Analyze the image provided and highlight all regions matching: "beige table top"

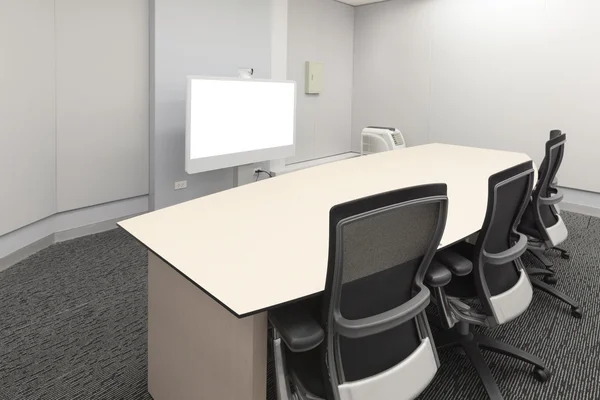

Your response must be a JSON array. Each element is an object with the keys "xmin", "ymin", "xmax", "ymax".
[{"xmin": 119, "ymin": 144, "xmax": 531, "ymax": 317}]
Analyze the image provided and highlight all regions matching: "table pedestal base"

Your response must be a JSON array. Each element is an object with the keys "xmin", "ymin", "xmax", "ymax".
[{"xmin": 148, "ymin": 252, "xmax": 267, "ymax": 400}]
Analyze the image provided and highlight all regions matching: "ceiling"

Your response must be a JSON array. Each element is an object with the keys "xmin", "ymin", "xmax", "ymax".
[{"xmin": 337, "ymin": 0, "xmax": 388, "ymax": 6}]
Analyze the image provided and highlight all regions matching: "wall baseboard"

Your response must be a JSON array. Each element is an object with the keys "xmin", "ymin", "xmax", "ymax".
[
  {"xmin": 275, "ymin": 152, "xmax": 360, "ymax": 175},
  {"xmin": 0, "ymin": 235, "xmax": 56, "ymax": 273},
  {"xmin": 560, "ymin": 187, "xmax": 600, "ymax": 218},
  {"xmin": 54, "ymin": 213, "xmax": 144, "ymax": 243},
  {"xmin": 561, "ymin": 202, "xmax": 600, "ymax": 219},
  {"xmin": 0, "ymin": 196, "xmax": 148, "ymax": 272}
]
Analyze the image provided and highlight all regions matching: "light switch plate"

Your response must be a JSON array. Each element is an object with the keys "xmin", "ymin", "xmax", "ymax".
[{"xmin": 305, "ymin": 62, "xmax": 324, "ymax": 94}]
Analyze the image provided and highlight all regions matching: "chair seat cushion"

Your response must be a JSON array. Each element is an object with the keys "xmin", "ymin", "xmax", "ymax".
[
  {"xmin": 286, "ymin": 346, "xmax": 326, "ymax": 398},
  {"xmin": 425, "ymin": 259, "xmax": 452, "ymax": 287},
  {"xmin": 520, "ymin": 223, "xmax": 542, "ymax": 240},
  {"xmin": 444, "ymin": 273, "xmax": 478, "ymax": 298},
  {"xmin": 269, "ymin": 303, "xmax": 325, "ymax": 353},
  {"xmin": 440, "ymin": 242, "xmax": 478, "ymax": 298},
  {"xmin": 436, "ymin": 250, "xmax": 473, "ymax": 276}
]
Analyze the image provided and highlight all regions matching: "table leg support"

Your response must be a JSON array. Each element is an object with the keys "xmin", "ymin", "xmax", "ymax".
[{"xmin": 148, "ymin": 252, "xmax": 267, "ymax": 400}]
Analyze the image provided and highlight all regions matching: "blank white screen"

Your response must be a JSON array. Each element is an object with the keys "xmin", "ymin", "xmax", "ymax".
[{"xmin": 189, "ymin": 79, "xmax": 295, "ymax": 160}]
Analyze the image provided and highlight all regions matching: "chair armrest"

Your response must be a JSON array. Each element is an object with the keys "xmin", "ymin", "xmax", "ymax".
[
  {"xmin": 269, "ymin": 304, "xmax": 324, "ymax": 353},
  {"xmin": 540, "ymin": 190, "xmax": 564, "ymax": 205},
  {"xmin": 436, "ymin": 251, "xmax": 473, "ymax": 277},
  {"xmin": 426, "ymin": 259, "xmax": 453, "ymax": 287},
  {"xmin": 483, "ymin": 234, "xmax": 528, "ymax": 265},
  {"xmin": 334, "ymin": 288, "xmax": 430, "ymax": 339}
]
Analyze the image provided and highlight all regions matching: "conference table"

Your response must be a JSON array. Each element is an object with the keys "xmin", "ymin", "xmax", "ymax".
[{"xmin": 119, "ymin": 143, "xmax": 532, "ymax": 400}]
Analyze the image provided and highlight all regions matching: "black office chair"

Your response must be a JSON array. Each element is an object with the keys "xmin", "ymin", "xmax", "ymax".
[
  {"xmin": 429, "ymin": 161, "xmax": 550, "ymax": 400},
  {"xmin": 536, "ymin": 130, "xmax": 561, "ymax": 197},
  {"xmin": 518, "ymin": 133, "xmax": 581, "ymax": 318},
  {"xmin": 270, "ymin": 184, "xmax": 449, "ymax": 400},
  {"xmin": 524, "ymin": 130, "xmax": 569, "ymax": 264},
  {"xmin": 548, "ymin": 129, "xmax": 563, "ymax": 202}
]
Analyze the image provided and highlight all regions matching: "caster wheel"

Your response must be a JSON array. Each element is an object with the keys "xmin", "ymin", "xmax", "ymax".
[
  {"xmin": 571, "ymin": 307, "xmax": 583, "ymax": 319},
  {"xmin": 561, "ymin": 253, "xmax": 571, "ymax": 260},
  {"xmin": 546, "ymin": 267, "xmax": 556, "ymax": 274},
  {"xmin": 533, "ymin": 367, "xmax": 551, "ymax": 383},
  {"xmin": 544, "ymin": 275, "xmax": 558, "ymax": 285}
]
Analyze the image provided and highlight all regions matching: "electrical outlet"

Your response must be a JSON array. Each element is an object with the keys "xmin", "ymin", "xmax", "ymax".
[{"xmin": 174, "ymin": 180, "xmax": 188, "ymax": 190}]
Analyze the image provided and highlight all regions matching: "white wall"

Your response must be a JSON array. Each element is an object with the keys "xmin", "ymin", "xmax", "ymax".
[
  {"xmin": 271, "ymin": 0, "xmax": 289, "ymax": 82},
  {"xmin": 352, "ymin": 0, "xmax": 434, "ymax": 150},
  {"xmin": 287, "ymin": 0, "xmax": 355, "ymax": 164},
  {"xmin": 55, "ymin": 0, "xmax": 149, "ymax": 212},
  {"xmin": 151, "ymin": 0, "xmax": 273, "ymax": 209},
  {"xmin": 1, "ymin": 0, "xmax": 288, "ymax": 262},
  {"xmin": 544, "ymin": 0, "xmax": 600, "ymax": 193},
  {"xmin": 353, "ymin": 0, "xmax": 600, "ymax": 197},
  {"xmin": 429, "ymin": 0, "xmax": 552, "ymax": 176},
  {"xmin": 0, "ymin": 0, "xmax": 150, "ymax": 261},
  {"xmin": 0, "ymin": 0, "xmax": 57, "ymax": 236}
]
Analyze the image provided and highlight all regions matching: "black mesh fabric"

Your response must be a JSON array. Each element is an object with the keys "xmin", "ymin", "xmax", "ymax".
[
  {"xmin": 518, "ymin": 135, "xmax": 566, "ymax": 243},
  {"xmin": 518, "ymin": 204, "xmax": 542, "ymax": 239},
  {"xmin": 337, "ymin": 203, "xmax": 440, "ymax": 381},
  {"xmin": 339, "ymin": 258, "xmax": 422, "ymax": 381},
  {"xmin": 481, "ymin": 175, "xmax": 529, "ymax": 296},
  {"xmin": 543, "ymin": 143, "xmax": 564, "ymax": 227},
  {"xmin": 533, "ymin": 137, "xmax": 565, "ymax": 231},
  {"xmin": 339, "ymin": 203, "xmax": 440, "ymax": 285},
  {"xmin": 536, "ymin": 130, "xmax": 561, "ymax": 183}
]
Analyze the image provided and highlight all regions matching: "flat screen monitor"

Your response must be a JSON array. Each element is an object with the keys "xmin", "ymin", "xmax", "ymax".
[{"xmin": 185, "ymin": 76, "xmax": 296, "ymax": 174}]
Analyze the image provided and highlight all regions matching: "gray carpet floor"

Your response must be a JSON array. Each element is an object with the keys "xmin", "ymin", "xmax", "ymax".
[{"xmin": 0, "ymin": 211, "xmax": 598, "ymax": 399}]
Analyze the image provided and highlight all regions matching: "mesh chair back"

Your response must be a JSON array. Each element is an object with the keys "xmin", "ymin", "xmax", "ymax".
[
  {"xmin": 549, "ymin": 129, "xmax": 563, "ymax": 140},
  {"xmin": 321, "ymin": 184, "xmax": 448, "ymax": 400},
  {"xmin": 474, "ymin": 162, "xmax": 535, "ymax": 320},
  {"xmin": 537, "ymin": 130, "xmax": 562, "ymax": 181},
  {"xmin": 533, "ymin": 134, "xmax": 567, "ymax": 243}
]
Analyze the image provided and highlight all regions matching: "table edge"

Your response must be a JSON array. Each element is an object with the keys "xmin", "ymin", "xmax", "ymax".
[
  {"xmin": 121, "ymin": 226, "xmax": 322, "ymax": 319},
  {"xmin": 120, "ymin": 225, "xmax": 476, "ymax": 319}
]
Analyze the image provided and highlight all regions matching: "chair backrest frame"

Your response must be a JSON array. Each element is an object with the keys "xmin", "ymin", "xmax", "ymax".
[
  {"xmin": 532, "ymin": 134, "xmax": 567, "ymax": 244},
  {"xmin": 537, "ymin": 130, "xmax": 562, "ymax": 182},
  {"xmin": 473, "ymin": 161, "xmax": 535, "ymax": 320},
  {"xmin": 321, "ymin": 184, "xmax": 448, "ymax": 399}
]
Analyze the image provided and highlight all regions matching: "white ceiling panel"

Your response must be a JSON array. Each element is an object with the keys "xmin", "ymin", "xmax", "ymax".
[{"xmin": 337, "ymin": 0, "xmax": 388, "ymax": 6}]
